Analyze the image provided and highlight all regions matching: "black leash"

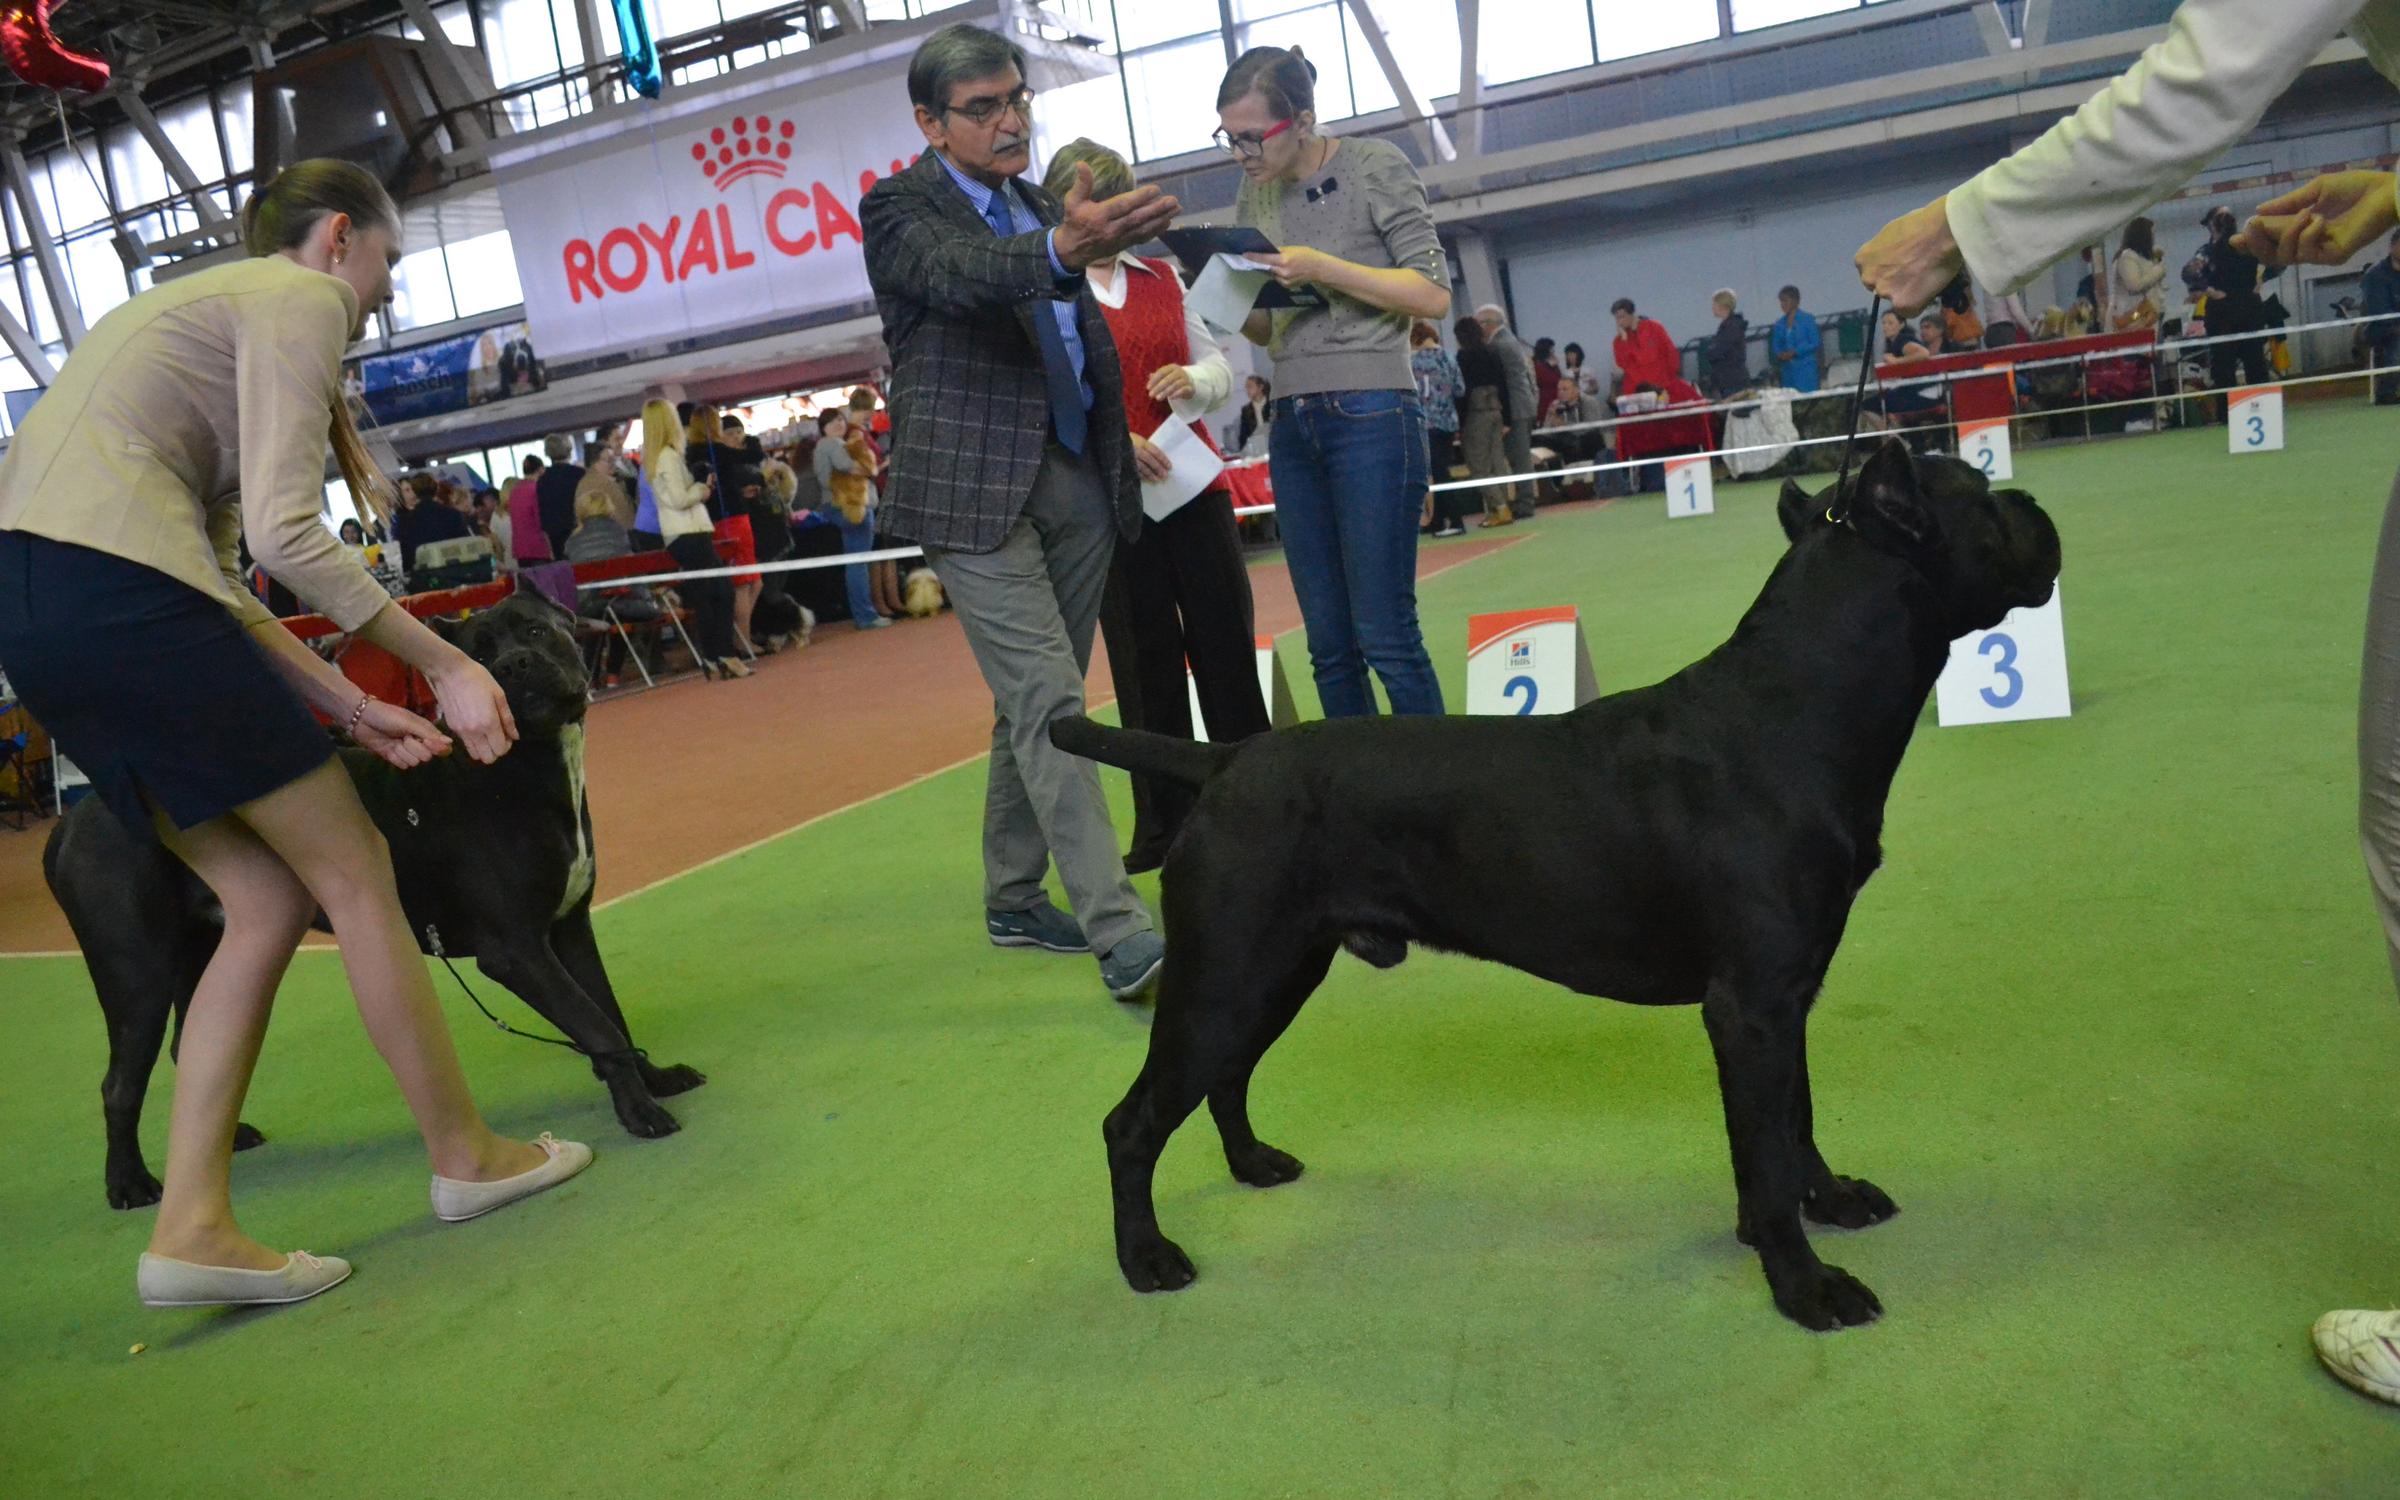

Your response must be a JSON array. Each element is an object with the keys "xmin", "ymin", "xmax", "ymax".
[
  {"xmin": 1827, "ymin": 290, "xmax": 1887, "ymax": 523},
  {"xmin": 424, "ymin": 922, "xmax": 649, "ymax": 1070}
]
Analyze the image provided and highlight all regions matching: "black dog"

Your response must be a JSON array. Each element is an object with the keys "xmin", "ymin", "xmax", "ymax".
[
  {"xmin": 45, "ymin": 589, "xmax": 704, "ymax": 1210},
  {"xmin": 1052, "ymin": 441, "xmax": 2060, "ymax": 1330}
]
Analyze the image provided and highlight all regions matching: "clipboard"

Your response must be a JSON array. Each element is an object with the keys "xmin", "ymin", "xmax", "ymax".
[{"xmin": 1156, "ymin": 226, "xmax": 1326, "ymax": 309}]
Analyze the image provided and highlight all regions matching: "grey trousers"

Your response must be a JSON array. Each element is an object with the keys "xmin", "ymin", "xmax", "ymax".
[
  {"xmin": 926, "ymin": 443, "xmax": 1150, "ymax": 956},
  {"xmin": 1460, "ymin": 391, "xmax": 1514, "ymax": 515},
  {"xmin": 1503, "ymin": 415, "xmax": 1536, "ymax": 515},
  {"xmin": 2361, "ymin": 465, "xmax": 2400, "ymax": 992}
]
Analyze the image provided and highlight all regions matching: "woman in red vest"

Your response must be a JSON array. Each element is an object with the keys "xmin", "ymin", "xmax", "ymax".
[{"xmin": 1045, "ymin": 139, "xmax": 1273, "ymax": 872}]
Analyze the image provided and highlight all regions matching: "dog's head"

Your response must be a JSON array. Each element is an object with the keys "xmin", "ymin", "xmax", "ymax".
[
  {"xmin": 430, "ymin": 589, "xmax": 589, "ymax": 735},
  {"xmin": 1778, "ymin": 439, "xmax": 2060, "ymax": 637}
]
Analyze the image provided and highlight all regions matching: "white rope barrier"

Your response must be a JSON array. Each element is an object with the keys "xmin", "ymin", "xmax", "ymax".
[{"xmin": 573, "ymin": 358, "xmax": 2398, "ymax": 592}]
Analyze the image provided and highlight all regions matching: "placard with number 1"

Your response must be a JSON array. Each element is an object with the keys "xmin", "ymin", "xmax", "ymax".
[{"xmin": 1665, "ymin": 456, "xmax": 1714, "ymax": 518}]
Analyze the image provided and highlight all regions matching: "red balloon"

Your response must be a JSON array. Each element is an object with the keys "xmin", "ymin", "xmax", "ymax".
[{"xmin": 0, "ymin": 0, "xmax": 111, "ymax": 96}]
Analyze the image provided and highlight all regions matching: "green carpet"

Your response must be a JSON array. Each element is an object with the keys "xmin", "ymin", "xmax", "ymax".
[{"xmin": 6, "ymin": 406, "xmax": 2398, "ymax": 1497}]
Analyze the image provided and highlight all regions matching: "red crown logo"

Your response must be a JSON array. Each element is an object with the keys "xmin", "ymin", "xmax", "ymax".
[{"xmin": 690, "ymin": 114, "xmax": 796, "ymax": 191}]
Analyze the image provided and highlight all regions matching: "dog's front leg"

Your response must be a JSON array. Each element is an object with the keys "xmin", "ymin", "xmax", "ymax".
[
  {"xmin": 1701, "ymin": 979, "xmax": 1882, "ymax": 1331},
  {"xmin": 474, "ymin": 944, "xmax": 680, "ymax": 1139},
  {"xmin": 1793, "ymin": 1021, "xmax": 1898, "ymax": 1232},
  {"xmin": 548, "ymin": 909, "xmax": 705, "ymax": 1101}
]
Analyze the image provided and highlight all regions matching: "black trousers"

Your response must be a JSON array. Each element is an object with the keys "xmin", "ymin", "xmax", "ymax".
[
  {"xmin": 1096, "ymin": 490, "xmax": 1273, "ymax": 858},
  {"xmin": 666, "ymin": 532, "xmax": 737, "ymax": 662}
]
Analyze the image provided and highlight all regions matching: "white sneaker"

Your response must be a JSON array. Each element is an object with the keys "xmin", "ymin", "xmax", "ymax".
[
  {"xmin": 138, "ymin": 1249, "xmax": 353, "ymax": 1309},
  {"xmin": 430, "ymin": 1133, "xmax": 593, "ymax": 1223},
  {"xmin": 2312, "ymin": 1308, "xmax": 2400, "ymax": 1405}
]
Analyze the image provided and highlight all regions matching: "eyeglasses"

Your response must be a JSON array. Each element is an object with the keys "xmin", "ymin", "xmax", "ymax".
[
  {"xmin": 944, "ymin": 86, "xmax": 1036, "ymax": 127},
  {"xmin": 1212, "ymin": 118, "xmax": 1294, "ymax": 160}
]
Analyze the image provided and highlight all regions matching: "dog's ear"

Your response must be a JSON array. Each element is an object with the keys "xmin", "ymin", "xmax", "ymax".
[
  {"xmin": 1848, "ymin": 438, "xmax": 1942, "ymax": 552},
  {"xmin": 1776, "ymin": 477, "xmax": 1815, "ymax": 542},
  {"xmin": 424, "ymin": 612, "xmax": 460, "ymax": 643}
]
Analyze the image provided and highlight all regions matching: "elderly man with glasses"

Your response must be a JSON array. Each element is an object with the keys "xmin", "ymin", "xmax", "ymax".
[{"xmin": 860, "ymin": 23, "xmax": 1182, "ymax": 1001}]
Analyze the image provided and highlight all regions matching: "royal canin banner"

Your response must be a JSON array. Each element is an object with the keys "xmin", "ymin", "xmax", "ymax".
[{"xmin": 493, "ymin": 72, "xmax": 928, "ymax": 362}]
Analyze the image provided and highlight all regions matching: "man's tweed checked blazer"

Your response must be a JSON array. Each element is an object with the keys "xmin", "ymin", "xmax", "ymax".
[{"xmin": 860, "ymin": 151, "xmax": 1142, "ymax": 555}]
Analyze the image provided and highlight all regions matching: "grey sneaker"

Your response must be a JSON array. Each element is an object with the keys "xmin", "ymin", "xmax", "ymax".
[
  {"xmin": 988, "ymin": 899, "xmax": 1088, "ymax": 953},
  {"xmin": 1100, "ymin": 930, "xmax": 1165, "ymax": 1000}
]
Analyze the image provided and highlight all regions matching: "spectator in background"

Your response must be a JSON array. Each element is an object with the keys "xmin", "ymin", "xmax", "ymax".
[
  {"xmin": 2200, "ymin": 203, "xmax": 2271, "ymax": 413},
  {"xmin": 1701, "ymin": 289, "xmax": 1749, "ymax": 397},
  {"xmin": 2073, "ymin": 245, "xmax": 2100, "ymax": 310},
  {"xmin": 507, "ymin": 455, "xmax": 551, "ymax": 567},
  {"xmin": 1558, "ymin": 340, "xmax": 1603, "ymax": 413},
  {"xmin": 1610, "ymin": 297, "xmax": 1679, "ymax": 396},
  {"xmin": 2113, "ymin": 215, "xmax": 2169, "ymax": 328},
  {"xmin": 1939, "ymin": 272, "xmax": 1985, "ymax": 348},
  {"xmin": 642, "ymin": 396, "xmax": 746, "ymax": 679},
  {"xmin": 1769, "ymin": 285, "xmax": 1821, "ymax": 393},
  {"xmin": 1475, "ymin": 304, "xmax": 1539, "ymax": 516},
  {"xmin": 564, "ymin": 488, "xmax": 655, "ymax": 690},
  {"xmin": 1530, "ymin": 335, "xmax": 1563, "ymax": 426},
  {"xmin": 1234, "ymin": 373, "xmax": 1273, "ymax": 456},
  {"xmin": 2366, "ymin": 229, "xmax": 2400, "ymax": 405},
  {"xmin": 1410, "ymin": 320, "xmax": 1466, "ymax": 537},
  {"xmin": 574, "ymin": 429, "xmax": 635, "ymax": 531},
  {"xmin": 813, "ymin": 407, "xmax": 889, "ymax": 631},
  {"xmin": 845, "ymin": 386, "xmax": 908, "ymax": 620},
  {"xmin": 1979, "ymin": 279, "xmax": 2034, "ymax": 346},
  {"xmin": 534, "ymin": 433, "xmax": 584, "ymax": 557},
  {"xmin": 687, "ymin": 405, "xmax": 765, "ymax": 652},
  {"xmin": 391, "ymin": 470, "xmax": 468, "ymax": 576},
  {"xmin": 1454, "ymin": 314, "xmax": 1516, "ymax": 527}
]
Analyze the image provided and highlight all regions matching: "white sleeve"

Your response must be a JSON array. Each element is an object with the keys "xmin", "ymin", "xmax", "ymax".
[
  {"xmin": 1945, "ymin": 0, "xmax": 2365, "ymax": 294},
  {"xmin": 1171, "ymin": 291, "xmax": 1236, "ymax": 421}
]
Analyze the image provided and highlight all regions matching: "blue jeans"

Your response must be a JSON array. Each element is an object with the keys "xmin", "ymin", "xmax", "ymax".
[
  {"xmin": 1269, "ymin": 389, "xmax": 1444, "ymax": 717},
  {"xmin": 836, "ymin": 509, "xmax": 878, "ymax": 626}
]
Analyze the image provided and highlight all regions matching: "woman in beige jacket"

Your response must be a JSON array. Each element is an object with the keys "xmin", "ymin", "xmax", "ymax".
[
  {"xmin": 0, "ymin": 161, "xmax": 590, "ymax": 1311},
  {"xmin": 1855, "ymin": 0, "xmax": 2400, "ymax": 1405}
]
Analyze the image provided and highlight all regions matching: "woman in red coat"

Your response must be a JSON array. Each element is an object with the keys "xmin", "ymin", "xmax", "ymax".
[{"xmin": 1045, "ymin": 139, "xmax": 1272, "ymax": 872}]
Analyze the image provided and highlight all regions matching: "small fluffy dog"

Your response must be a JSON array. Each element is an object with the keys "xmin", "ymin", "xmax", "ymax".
[{"xmin": 902, "ymin": 566, "xmax": 946, "ymax": 618}]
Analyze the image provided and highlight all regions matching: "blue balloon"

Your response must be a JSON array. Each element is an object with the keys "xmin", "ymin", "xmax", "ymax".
[{"xmin": 611, "ymin": 0, "xmax": 662, "ymax": 99}]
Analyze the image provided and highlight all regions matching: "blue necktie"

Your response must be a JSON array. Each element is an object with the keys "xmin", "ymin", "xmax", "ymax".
[{"xmin": 983, "ymin": 189, "xmax": 1087, "ymax": 455}]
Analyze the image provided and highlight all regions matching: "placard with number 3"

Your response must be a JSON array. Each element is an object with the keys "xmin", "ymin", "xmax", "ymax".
[{"xmin": 1934, "ymin": 582, "xmax": 2072, "ymax": 727}]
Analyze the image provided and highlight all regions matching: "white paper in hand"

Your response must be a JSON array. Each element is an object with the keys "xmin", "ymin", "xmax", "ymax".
[
  {"xmin": 1189, "ymin": 256, "xmax": 1270, "ymax": 334},
  {"xmin": 1140, "ymin": 421, "xmax": 1225, "ymax": 522}
]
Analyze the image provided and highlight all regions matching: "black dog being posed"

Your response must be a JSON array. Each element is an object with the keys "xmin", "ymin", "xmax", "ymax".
[
  {"xmin": 45, "ymin": 590, "xmax": 704, "ymax": 1210},
  {"xmin": 1052, "ymin": 440, "xmax": 2060, "ymax": 1331}
]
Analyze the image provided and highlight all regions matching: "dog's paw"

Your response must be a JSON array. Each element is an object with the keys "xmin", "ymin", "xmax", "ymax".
[
  {"xmin": 232, "ymin": 1122, "xmax": 267, "ymax": 1152},
  {"xmin": 1804, "ymin": 1175, "xmax": 1897, "ymax": 1230},
  {"xmin": 1119, "ymin": 1236, "xmax": 1197, "ymax": 1294},
  {"xmin": 1769, "ymin": 1262, "xmax": 1883, "ymax": 1332},
  {"xmin": 107, "ymin": 1168, "xmax": 163, "ymax": 1211},
  {"xmin": 1226, "ymin": 1143, "xmax": 1304, "ymax": 1188},
  {"xmin": 642, "ymin": 1062, "xmax": 707, "ymax": 1098},
  {"xmin": 614, "ymin": 1092, "xmax": 682, "ymax": 1140}
]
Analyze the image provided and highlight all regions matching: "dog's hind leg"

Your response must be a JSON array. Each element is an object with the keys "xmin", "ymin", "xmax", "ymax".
[
  {"xmin": 1208, "ymin": 940, "xmax": 1337, "ymax": 1189},
  {"xmin": 474, "ymin": 943, "xmax": 678, "ymax": 1139},
  {"xmin": 1793, "ymin": 1020, "xmax": 1897, "ymax": 1232},
  {"xmin": 549, "ymin": 909, "xmax": 704, "ymax": 1100},
  {"xmin": 1701, "ymin": 972, "xmax": 1883, "ymax": 1332}
]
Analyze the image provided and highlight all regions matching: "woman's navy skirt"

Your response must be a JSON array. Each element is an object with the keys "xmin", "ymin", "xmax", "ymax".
[{"xmin": 0, "ymin": 529, "xmax": 334, "ymax": 842}]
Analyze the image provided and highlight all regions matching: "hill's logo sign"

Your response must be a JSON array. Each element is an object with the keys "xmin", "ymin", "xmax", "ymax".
[{"xmin": 493, "ymin": 69, "xmax": 935, "ymax": 361}]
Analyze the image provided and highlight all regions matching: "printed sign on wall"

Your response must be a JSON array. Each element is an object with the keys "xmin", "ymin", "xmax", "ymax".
[{"xmin": 493, "ymin": 69, "xmax": 927, "ymax": 361}]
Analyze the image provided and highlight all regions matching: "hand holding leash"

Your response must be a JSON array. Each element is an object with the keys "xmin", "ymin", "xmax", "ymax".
[{"xmin": 1854, "ymin": 196, "xmax": 1961, "ymax": 314}]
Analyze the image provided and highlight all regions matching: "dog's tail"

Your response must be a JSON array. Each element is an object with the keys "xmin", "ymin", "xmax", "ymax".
[{"xmin": 1049, "ymin": 716, "xmax": 1241, "ymax": 787}]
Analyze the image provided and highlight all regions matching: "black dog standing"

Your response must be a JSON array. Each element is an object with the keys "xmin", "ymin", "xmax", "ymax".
[
  {"xmin": 46, "ymin": 591, "xmax": 703, "ymax": 1210},
  {"xmin": 1053, "ymin": 440, "xmax": 2061, "ymax": 1330}
]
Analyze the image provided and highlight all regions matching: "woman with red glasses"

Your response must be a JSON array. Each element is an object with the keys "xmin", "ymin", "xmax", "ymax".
[{"xmin": 1215, "ymin": 45, "xmax": 1453, "ymax": 718}]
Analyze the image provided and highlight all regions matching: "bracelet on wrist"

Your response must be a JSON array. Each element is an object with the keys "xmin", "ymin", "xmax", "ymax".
[{"xmin": 346, "ymin": 695, "xmax": 372, "ymax": 735}]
